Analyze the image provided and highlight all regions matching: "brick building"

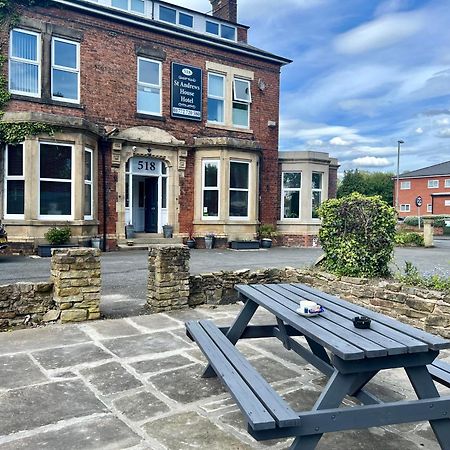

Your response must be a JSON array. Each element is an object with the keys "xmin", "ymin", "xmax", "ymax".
[
  {"xmin": 395, "ymin": 160, "xmax": 450, "ymax": 217},
  {"xmin": 0, "ymin": 0, "xmax": 338, "ymax": 251}
]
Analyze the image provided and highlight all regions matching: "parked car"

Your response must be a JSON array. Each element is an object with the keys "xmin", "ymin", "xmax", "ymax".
[{"xmin": 0, "ymin": 222, "xmax": 7, "ymax": 251}]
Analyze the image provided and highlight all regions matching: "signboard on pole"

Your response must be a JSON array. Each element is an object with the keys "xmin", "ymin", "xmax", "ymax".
[
  {"xmin": 171, "ymin": 62, "xmax": 202, "ymax": 121},
  {"xmin": 416, "ymin": 196, "xmax": 423, "ymax": 228}
]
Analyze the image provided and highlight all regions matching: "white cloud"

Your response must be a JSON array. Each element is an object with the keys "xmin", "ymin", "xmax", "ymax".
[
  {"xmin": 436, "ymin": 118, "xmax": 450, "ymax": 126},
  {"xmin": 438, "ymin": 129, "xmax": 450, "ymax": 138},
  {"xmin": 352, "ymin": 156, "xmax": 391, "ymax": 167},
  {"xmin": 329, "ymin": 136, "xmax": 352, "ymax": 146},
  {"xmin": 334, "ymin": 12, "xmax": 425, "ymax": 55},
  {"xmin": 307, "ymin": 139, "xmax": 324, "ymax": 146},
  {"xmin": 415, "ymin": 127, "xmax": 424, "ymax": 134}
]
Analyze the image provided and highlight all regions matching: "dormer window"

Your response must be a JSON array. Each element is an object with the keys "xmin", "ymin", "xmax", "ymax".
[
  {"xmin": 206, "ymin": 20, "xmax": 236, "ymax": 41},
  {"xmin": 112, "ymin": 0, "xmax": 144, "ymax": 14},
  {"xmin": 159, "ymin": 5, "xmax": 194, "ymax": 28}
]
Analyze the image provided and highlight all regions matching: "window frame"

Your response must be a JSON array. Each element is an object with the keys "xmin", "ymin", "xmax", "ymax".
[
  {"xmin": 3, "ymin": 143, "xmax": 25, "ymax": 219},
  {"xmin": 281, "ymin": 171, "xmax": 302, "ymax": 220},
  {"xmin": 311, "ymin": 172, "xmax": 323, "ymax": 220},
  {"xmin": 136, "ymin": 56, "xmax": 162, "ymax": 116},
  {"xmin": 232, "ymin": 77, "xmax": 251, "ymax": 129},
  {"xmin": 427, "ymin": 204, "xmax": 432, "ymax": 213},
  {"xmin": 445, "ymin": 200, "xmax": 450, "ymax": 207},
  {"xmin": 207, "ymin": 72, "xmax": 226, "ymax": 125},
  {"xmin": 205, "ymin": 20, "xmax": 236, "ymax": 41},
  {"xmin": 9, "ymin": 28, "xmax": 41, "ymax": 98},
  {"xmin": 229, "ymin": 160, "xmax": 250, "ymax": 220},
  {"xmin": 38, "ymin": 141, "xmax": 74, "ymax": 220},
  {"xmin": 400, "ymin": 204, "xmax": 411, "ymax": 212},
  {"xmin": 51, "ymin": 36, "xmax": 80, "ymax": 104},
  {"xmin": 158, "ymin": 5, "xmax": 194, "ymax": 28},
  {"xmin": 428, "ymin": 179, "xmax": 439, "ymax": 189},
  {"xmin": 111, "ymin": 0, "xmax": 145, "ymax": 15},
  {"xmin": 202, "ymin": 159, "xmax": 220, "ymax": 220},
  {"xmin": 445, "ymin": 179, "xmax": 450, "ymax": 188},
  {"xmin": 84, "ymin": 148, "xmax": 93, "ymax": 220},
  {"xmin": 400, "ymin": 181, "xmax": 411, "ymax": 190}
]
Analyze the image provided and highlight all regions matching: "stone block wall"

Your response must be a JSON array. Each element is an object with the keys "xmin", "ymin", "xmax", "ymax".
[
  {"xmin": 148, "ymin": 245, "xmax": 190, "ymax": 313},
  {"xmin": 51, "ymin": 248, "xmax": 101, "ymax": 323},
  {"xmin": 0, "ymin": 282, "xmax": 54, "ymax": 328}
]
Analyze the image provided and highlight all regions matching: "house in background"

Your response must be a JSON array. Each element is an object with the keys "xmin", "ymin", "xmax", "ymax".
[{"xmin": 395, "ymin": 160, "xmax": 450, "ymax": 217}]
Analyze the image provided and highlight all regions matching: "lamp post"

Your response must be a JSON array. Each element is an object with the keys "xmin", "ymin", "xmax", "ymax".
[{"xmin": 396, "ymin": 140, "xmax": 405, "ymax": 210}]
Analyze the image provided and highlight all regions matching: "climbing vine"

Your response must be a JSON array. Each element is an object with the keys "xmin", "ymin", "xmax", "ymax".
[{"xmin": 0, "ymin": 0, "xmax": 57, "ymax": 144}]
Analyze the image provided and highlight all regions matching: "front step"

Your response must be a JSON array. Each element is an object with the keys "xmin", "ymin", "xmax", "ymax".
[{"xmin": 118, "ymin": 235, "xmax": 183, "ymax": 250}]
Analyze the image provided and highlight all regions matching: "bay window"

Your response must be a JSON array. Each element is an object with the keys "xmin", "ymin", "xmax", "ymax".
[
  {"xmin": 282, "ymin": 172, "xmax": 301, "ymax": 219},
  {"xmin": 137, "ymin": 57, "xmax": 162, "ymax": 116},
  {"xmin": 84, "ymin": 149, "xmax": 93, "ymax": 219},
  {"xmin": 4, "ymin": 144, "xmax": 25, "ymax": 217},
  {"xmin": 232, "ymin": 78, "xmax": 251, "ymax": 128},
  {"xmin": 9, "ymin": 29, "xmax": 40, "ymax": 97},
  {"xmin": 229, "ymin": 161, "xmax": 249, "ymax": 218},
  {"xmin": 52, "ymin": 37, "xmax": 80, "ymax": 103},
  {"xmin": 39, "ymin": 143, "xmax": 73, "ymax": 218},
  {"xmin": 311, "ymin": 172, "xmax": 323, "ymax": 219},
  {"xmin": 207, "ymin": 73, "xmax": 225, "ymax": 124},
  {"xmin": 202, "ymin": 160, "xmax": 220, "ymax": 218}
]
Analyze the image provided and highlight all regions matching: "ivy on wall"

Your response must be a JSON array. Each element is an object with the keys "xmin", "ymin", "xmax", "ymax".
[{"xmin": 0, "ymin": 0, "xmax": 56, "ymax": 144}]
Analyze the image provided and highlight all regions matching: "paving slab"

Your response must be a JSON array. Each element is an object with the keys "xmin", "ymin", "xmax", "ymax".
[
  {"xmin": 129, "ymin": 314, "xmax": 182, "ymax": 331},
  {"xmin": 113, "ymin": 390, "xmax": 170, "ymax": 421},
  {"xmin": 0, "ymin": 416, "xmax": 142, "ymax": 450},
  {"xmin": 0, "ymin": 354, "xmax": 48, "ymax": 389},
  {"xmin": 82, "ymin": 319, "xmax": 143, "ymax": 339},
  {"xmin": 130, "ymin": 354, "xmax": 194, "ymax": 375},
  {"xmin": 0, "ymin": 380, "xmax": 107, "ymax": 435}
]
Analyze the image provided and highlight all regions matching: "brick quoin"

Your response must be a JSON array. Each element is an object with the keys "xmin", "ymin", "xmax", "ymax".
[{"xmin": 1, "ymin": 4, "xmax": 284, "ymax": 241}]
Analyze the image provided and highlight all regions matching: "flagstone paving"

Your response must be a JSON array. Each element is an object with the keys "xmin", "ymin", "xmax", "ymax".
[{"xmin": 0, "ymin": 304, "xmax": 448, "ymax": 450}]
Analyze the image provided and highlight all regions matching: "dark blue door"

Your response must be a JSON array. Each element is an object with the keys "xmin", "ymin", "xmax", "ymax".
[{"xmin": 145, "ymin": 177, "xmax": 158, "ymax": 233}]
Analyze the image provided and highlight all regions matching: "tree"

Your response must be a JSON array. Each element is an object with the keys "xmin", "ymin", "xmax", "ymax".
[{"xmin": 337, "ymin": 170, "xmax": 394, "ymax": 205}]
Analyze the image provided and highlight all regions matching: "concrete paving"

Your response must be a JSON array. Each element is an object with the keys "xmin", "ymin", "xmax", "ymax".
[{"xmin": 0, "ymin": 304, "xmax": 448, "ymax": 450}]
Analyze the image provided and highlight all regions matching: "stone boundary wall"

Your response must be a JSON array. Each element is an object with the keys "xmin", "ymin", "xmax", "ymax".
[{"xmin": 188, "ymin": 268, "xmax": 450, "ymax": 339}]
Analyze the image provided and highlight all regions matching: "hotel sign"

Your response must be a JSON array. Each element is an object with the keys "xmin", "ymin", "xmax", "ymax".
[{"xmin": 171, "ymin": 62, "xmax": 202, "ymax": 121}]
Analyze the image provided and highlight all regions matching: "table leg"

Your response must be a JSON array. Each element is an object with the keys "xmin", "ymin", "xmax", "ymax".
[
  {"xmin": 405, "ymin": 365, "xmax": 450, "ymax": 450},
  {"xmin": 289, "ymin": 370, "xmax": 376, "ymax": 450},
  {"xmin": 202, "ymin": 298, "xmax": 258, "ymax": 378}
]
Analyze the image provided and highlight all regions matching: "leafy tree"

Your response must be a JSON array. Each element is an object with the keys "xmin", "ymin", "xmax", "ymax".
[{"xmin": 337, "ymin": 170, "xmax": 394, "ymax": 205}]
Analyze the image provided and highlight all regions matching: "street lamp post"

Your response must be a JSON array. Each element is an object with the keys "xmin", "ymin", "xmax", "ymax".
[{"xmin": 396, "ymin": 140, "xmax": 405, "ymax": 211}]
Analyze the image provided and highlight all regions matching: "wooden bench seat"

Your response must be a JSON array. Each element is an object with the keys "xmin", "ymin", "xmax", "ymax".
[
  {"xmin": 428, "ymin": 359, "xmax": 450, "ymax": 388},
  {"xmin": 185, "ymin": 319, "xmax": 301, "ymax": 432}
]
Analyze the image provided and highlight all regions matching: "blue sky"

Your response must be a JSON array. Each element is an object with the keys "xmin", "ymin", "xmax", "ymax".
[{"xmin": 170, "ymin": 0, "xmax": 450, "ymax": 173}]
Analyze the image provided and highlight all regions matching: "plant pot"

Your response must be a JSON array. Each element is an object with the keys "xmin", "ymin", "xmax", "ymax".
[
  {"xmin": 125, "ymin": 224, "xmax": 135, "ymax": 239},
  {"xmin": 186, "ymin": 238, "xmax": 196, "ymax": 249},
  {"xmin": 37, "ymin": 244, "xmax": 77, "ymax": 257},
  {"xmin": 91, "ymin": 237, "xmax": 102, "ymax": 249},
  {"xmin": 261, "ymin": 238, "xmax": 272, "ymax": 249},
  {"xmin": 230, "ymin": 240, "xmax": 260, "ymax": 250},
  {"xmin": 204, "ymin": 236, "xmax": 214, "ymax": 249},
  {"xmin": 163, "ymin": 225, "xmax": 173, "ymax": 238}
]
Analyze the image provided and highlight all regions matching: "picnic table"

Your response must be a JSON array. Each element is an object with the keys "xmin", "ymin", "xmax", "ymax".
[{"xmin": 186, "ymin": 283, "xmax": 450, "ymax": 450}]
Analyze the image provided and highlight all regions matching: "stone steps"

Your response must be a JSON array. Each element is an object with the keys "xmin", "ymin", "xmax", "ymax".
[{"xmin": 118, "ymin": 235, "xmax": 183, "ymax": 250}]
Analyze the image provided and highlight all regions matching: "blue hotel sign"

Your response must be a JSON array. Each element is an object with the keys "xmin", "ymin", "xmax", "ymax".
[{"xmin": 171, "ymin": 62, "xmax": 202, "ymax": 121}]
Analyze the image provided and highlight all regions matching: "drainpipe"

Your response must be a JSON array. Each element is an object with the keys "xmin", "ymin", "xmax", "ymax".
[{"xmin": 100, "ymin": 138, "xmax": 108, "ymax": 252}]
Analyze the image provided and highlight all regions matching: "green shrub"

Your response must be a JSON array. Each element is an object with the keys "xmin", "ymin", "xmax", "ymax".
[
  {"xmin": 44, "ymin": 226, "xmax": 71, "ymax": 245},
  {"xmin": 403, "ymin": 215, "xmax": 450, "ymax": 227},
  {"xmin": 395, "ymin": 262, "xmax": 450, "ymax": 293},
  {"xmin": 394, "ymin": 231, "xmax": 424, "ymax": 247},
  {"xmin": 318, "ymin": 193, "xmax": 396, "ymax": 277},
  {"xmin": 258, "ymin": 224, "xmax": 278, "ymax": 239}
]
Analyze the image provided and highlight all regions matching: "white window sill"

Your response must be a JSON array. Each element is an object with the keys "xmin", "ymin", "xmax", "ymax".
[{"xmin": 206, "ymin": 123, "xmax": 253, "ymax": 134}]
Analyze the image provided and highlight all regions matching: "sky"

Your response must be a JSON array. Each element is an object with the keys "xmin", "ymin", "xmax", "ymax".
[{"xmin": 168, "ymin": 0, "xmax": 450, "ymax": 174}]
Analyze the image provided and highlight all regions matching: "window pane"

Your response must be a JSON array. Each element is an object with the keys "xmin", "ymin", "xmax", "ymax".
[
  {"xmin": 312, "ymin": 173, "xmax": 322, "ymax": 189},
  {"xmin": 160, "ymin": 6, "xmax": 176, "ymax": 23},
  {"xmin": 161, "ymin": 177, "xmax": 167, "ymax": 208},
  {"xmin": 234, "ymin": 79, "xmax": 250, "ymax": 102},
  {"xmin": 161, "ymin": 162, "xmax": 167, "ymax": 174},
  {"xmin": 137, "ymin": 86, "xmax": 160, "ymax": 114},
  {"xmin": 312, "ymin": 191, "xmax": 322, "ymax": 218},
  {"xmin": 206, "ymin": 21, "xmax": 219, "ymax": 35},
  {"xmin": 10, "ymin": 60, "xmax": 39, "ymax": 94},
  {"xmin": 40, "ymin": 144, "xmax": 72, "ymax": 180},
  {"xmin": 12, "ymin": 30, "xmax": 37, "ymax": 60},
  {"xmin": 230, "ymin": 162, "xmax": 248, "ymax": 189},
  {"xmin": 203, "ymin": 190, "xmax": 218, "ymax": 217},
  {"xmin": 221, "ymin": 24, "xmax": 236, "ymax": 40},
  {"xmin": 139, "ymin": 59, "xmax": 160, "ymax": 85},
  {"xmin": 131, "ymin": 0, "xmax": 144, "ymax": 13},
  {"xmin": 7, "ymin": 180, "xmax": 24, "ymax": 215},
  {"xmin": 232, "ymin": 102, "xmax": 249, "ymax": 127},
  {"xmin": 54, "ymin": 40, "xmax": 77, "ymax": 68},
  {"xmin": 283, "ymin": 191, "xmax": 299, "ymax": 219},
  {"xmin": 204, "ymin": 162, "xmax": 218, "ymax": 187},
  {"xmin": 179, "ymin": 12, "xmax": 193, "ymax": 27},
  {"xmin": 84, "ymin": 184, "xmax": 92, "ymax": 216},
  {"xmin": 84, "ymin": 151, "xmax": 92, "ymax": 181},
  {"xmin": 207, "ymin": 98, "xmax": 224, "ymax": 122},
  {"xmin": 52, "ymin": 69, "xmax": 78, "ymax": 100},
  {"xmin": 283, "ymin": 172, "xmax": 301, "ymax": 189},
  {"xmin": 230, "ymin": 191, "xmax": 248, "ymax": 217},
  {"xmin": 112, "ymin": 0, "xmax": 127, "ymax": 10},
  {"xmin": 7, "ymin": 144, "xmax": 23, "ymax": 176},
  {"xmin": 40, "ymin": 181, "xmax": 71, "ymax": 216},
  {"xmin": 208, "ymin": 74, "xmax": 224, "ymax": 97}
]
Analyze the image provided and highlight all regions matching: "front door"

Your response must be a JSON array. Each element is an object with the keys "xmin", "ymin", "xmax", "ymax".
[{"xmin": 145, "ymin": 177, "xmax": 158, "ymax": 233}]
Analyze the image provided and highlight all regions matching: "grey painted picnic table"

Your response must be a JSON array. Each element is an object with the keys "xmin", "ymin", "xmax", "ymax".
[{"xmin": 188, "ymin": 283, "xmax": 450, "ymax": 450}]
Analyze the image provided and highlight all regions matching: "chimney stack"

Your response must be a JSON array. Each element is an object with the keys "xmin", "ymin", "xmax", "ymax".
[{"xmin": 210, "ymin": 0, "xmax": 237, "ymax": 23}]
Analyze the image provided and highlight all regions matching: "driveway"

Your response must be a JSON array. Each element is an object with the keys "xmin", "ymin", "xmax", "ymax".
[{"xmin": 1, "ymin": 240, "xmax": 449, "ymax": 318}]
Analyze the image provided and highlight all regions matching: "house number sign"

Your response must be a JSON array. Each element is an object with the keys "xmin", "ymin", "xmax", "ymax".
[{"xmin": 130, "ymin": 157, "xmax": 162, "ymax": 176}]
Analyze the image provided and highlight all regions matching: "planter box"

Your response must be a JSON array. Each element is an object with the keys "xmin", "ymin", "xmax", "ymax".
[
  {"xmin": 37, "ymin": 244, "xmax": 79, "ymax": 258},
  {"xmin": 230, "ymin": 240, "xmax": 260, "ymax": 250}
]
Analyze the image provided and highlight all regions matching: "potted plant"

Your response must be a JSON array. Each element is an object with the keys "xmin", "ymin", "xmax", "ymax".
[
  {"xmin": 186, "ymin": 224, "xmax": 196, "ymax": 249},
  {"xmin": 38, "ymin": 226, "xmax": 73, "ymax": 257},
  {"xmin": 204, "ymin": 232, "xmax": 215, "ymax": 249},
  {"xmin": 258, "ymin": 224, "xmax": 278, "ymax": 249}
]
